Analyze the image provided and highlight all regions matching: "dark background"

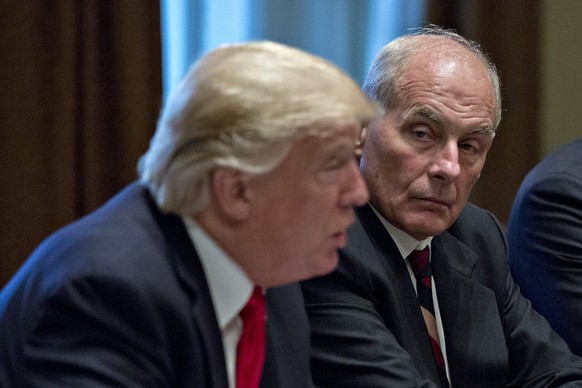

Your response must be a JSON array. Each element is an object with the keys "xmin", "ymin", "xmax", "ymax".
[{"xmin": 0, "ymin": 1, "xmax": 553, "ymax": 286}]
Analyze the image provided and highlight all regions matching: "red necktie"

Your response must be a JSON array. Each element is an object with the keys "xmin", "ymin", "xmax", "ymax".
[
  {"xmin": 236, "ymin": 286, "xmax": 266, "ymax": 388},
  {"xmin": 408, "ymin": 248, "xmax": 449, "ymax": 387}
]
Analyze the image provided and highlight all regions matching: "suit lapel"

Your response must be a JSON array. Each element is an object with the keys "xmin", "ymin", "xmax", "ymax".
[
  {"xmin": 430, "ymin": 232, "xmax": 477, "ymax": 334},
  {"xmin": 431, "ymin": 232, "xmax": 506, "ymax": 386},
  {"xmin": 354, "ymin": 205, "xmax": 442, "ymax": 383},
  {"xmin": 146, "ymin": 192, "xmax": 228, "ymax": 388},
  {"xmin": 261, "ymin": 284, "xmax": 313, "ymax": 387}
]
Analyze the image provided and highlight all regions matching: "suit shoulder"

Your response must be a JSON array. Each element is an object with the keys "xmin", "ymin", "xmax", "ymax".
[
  {"xmin": 446, "ymin": 203, "xmax": 507, "ymax": 256},
  {"xmin": 450, "ymin": 203, "xmax": 504, "ymax": 234},
  {"xmin": 3, "ymin": 183, "xmax": 181, "ymax": 304}
]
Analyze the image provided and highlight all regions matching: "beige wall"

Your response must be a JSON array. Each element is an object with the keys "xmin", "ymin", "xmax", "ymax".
[{"xmin": 540, "ymin": 0, "xmax": 582, "ymax": 156}]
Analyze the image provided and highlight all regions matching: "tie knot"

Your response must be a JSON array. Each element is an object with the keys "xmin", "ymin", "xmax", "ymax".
[{"xmin": 408, "ymin": 247, "xmax": 431, "ymax": 279}]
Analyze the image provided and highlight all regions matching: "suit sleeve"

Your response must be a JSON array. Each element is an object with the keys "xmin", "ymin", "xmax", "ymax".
[
  {"xmin": 508, "ymin": 172, "xmax": 582, "ymax": 356},
  {"xmin": 301, "ymin": 251, "xmax": 437, "ymax": 388},
  {"xmin": 477, "ymin": 208, "xmax": 582, "ymax": 387}
]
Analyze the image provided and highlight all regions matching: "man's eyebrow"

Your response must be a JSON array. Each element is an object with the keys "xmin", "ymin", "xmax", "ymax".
[
  {"xmin": 467, "ymin": 126, "xmax": 495, "ymax": 137},
  {"xmin": 411, "ymin": 106, "xmax": 444, "ymax": 129},
  {"xmin": 327, "ymin": 139, "xmax": 358, "ymax": 153},
  {"xmin": 411, "ymin": 106, "xmax": 495, "ymax": 137}
]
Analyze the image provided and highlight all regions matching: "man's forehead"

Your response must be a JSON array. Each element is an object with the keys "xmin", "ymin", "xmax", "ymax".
[
  {"xmin": 309, "ymin": 121, "xmax": 361, "ymax": 141},
  {"xmin": 404, "ymin": 105, "xmax": 495, "ymax": 136}
]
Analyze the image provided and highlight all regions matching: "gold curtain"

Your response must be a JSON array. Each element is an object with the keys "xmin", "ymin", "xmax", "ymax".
[
  {"xmin": 426, "ymin": 0, "xmax": 540, "ymax": 227},
  {"xmin": 0, "ymin": 2, "xmax": 162, "ymax": 286}
]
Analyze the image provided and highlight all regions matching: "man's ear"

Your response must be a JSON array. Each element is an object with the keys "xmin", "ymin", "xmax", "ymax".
[
  {"xmin": 209, "ymin": 167, "xmax": 251, "ymax": 222},
  {"xmin": 355, "ymin": 126, "xmax": 367, "ymax": 158}
]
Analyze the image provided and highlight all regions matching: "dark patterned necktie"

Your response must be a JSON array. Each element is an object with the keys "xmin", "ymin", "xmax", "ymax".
[
  {"xmin": 236, "ymin": 286, "xmax": 266, "ymax": 388},
  {"xmin": 408, "ymin": 248, "xmax": 450, "ymax": 387}
]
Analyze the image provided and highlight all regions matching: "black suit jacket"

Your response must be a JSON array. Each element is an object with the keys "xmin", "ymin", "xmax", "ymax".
[
  {"xmin": 0, "ymin": 183, "xmax": 313, "ymax": 387},
  {"xmin": 508, "ymin": 138, "xmax": 582, "ymax": 357},
  {"xmin": 302, "ymin": 203, "xmax": 582, "ymax": 387}
]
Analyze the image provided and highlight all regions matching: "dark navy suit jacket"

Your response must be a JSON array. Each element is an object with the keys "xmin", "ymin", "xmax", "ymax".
[
  {"xmin": 508, "ymin": 138, "xmax": 582, "ymax": 357},
  {"xmin": 302, "ymin": 203, "xmax": 582, "ymax": 387},
  {"xmin": 0, "ymin": 183, "xmax": 313, "ymax": 387}
]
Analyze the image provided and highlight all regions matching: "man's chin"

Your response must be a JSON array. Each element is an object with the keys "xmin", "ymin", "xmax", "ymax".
[
  {"xmin": 312, "ymin": 251, "xmax": 340, "ymax": 278},
  {"xmin": 404, "ymin": 219, "xmax": 451, "ymax": 240}
]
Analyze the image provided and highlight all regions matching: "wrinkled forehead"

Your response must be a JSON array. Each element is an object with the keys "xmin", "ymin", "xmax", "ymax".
[{"xmin": 400, "ymin": 42, "xmax": 496, "ymax": 107}]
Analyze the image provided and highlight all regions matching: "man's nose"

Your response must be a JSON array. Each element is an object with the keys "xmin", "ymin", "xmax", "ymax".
[
  {"xmin": 429, "ymin": 142, "xmax": 461, "ymax": 183},
  {"xmin": 341, "ymin": 159, "xmax": 369, "ymax": 207}
]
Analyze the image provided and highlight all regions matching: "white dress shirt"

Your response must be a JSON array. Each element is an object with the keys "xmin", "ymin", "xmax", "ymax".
[
  {"xmin": 183, "ymin": 217, "xmax": 254, "ymax": 388},
  {"xmin": 370, "ymin": 205, "xmax": 451, "ymax": 383}
]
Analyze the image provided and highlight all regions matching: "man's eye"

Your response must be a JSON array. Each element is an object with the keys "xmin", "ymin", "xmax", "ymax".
[
  {"xmin": 324, "ymin": 153, "xmax": 354, "ymax": 170},
  {"xmin": 324, "ymin": 158, "xmax": 343, "ymax": 170},
  {"xmin": 459, "ymin": 141, "xmax": 481, "ymax": 154},
  {"xmin": 414, "ymin": 130, "xmax": 429, "ymax": 139}
]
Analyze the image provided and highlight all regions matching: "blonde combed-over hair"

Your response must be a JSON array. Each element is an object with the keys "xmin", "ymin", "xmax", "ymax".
[{"xmin": 138, "ymin": 41, "xmax": 380, "ymax": 216}]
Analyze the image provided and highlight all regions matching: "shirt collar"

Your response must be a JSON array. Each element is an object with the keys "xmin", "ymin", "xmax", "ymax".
[
  {"xmin": 182, "ymin": 217, "xmax": 254, "ymax": 330},
  {"xmin": 369, "ymin": 204, "xmax": 433, "ymax": 260}
]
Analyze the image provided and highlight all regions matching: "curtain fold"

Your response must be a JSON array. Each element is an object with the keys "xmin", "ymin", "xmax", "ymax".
[{"xmin": 0, "ymin": 2, "xmax": 162, "ymax": 286}]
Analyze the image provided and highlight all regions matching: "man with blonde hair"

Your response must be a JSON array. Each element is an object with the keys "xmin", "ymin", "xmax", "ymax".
[{"xmin": 0, "ymin": 41, "xmax": 379, "ymax": 387}]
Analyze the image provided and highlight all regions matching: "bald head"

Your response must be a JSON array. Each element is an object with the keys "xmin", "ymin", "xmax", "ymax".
[{"xmin": 362, "ymin": 27, "xmax": 501, "ymax": 131}]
